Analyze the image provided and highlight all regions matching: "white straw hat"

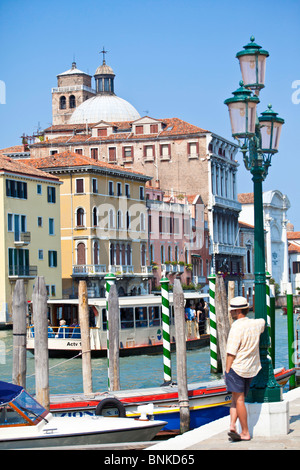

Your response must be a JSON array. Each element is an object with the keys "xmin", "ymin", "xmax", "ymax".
[{"xmin": 229, "ymin": 296, "xmax": 249, "ymax": 311}]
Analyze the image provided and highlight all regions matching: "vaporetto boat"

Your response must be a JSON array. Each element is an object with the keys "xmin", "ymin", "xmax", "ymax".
[{"xmin": 26, "ymin": 292, "xmax": 210, "ymax": 358}]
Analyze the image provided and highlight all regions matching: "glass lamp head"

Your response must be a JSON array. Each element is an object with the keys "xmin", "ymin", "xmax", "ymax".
[
  {"xmin": 258, "ymin": 104, "xmax": 284, "ymax": 153},
  {"xmin": 224, "ymin": 81, "xmax": 260, "ymax": 138},
  {"xmin": 236, "ymin": 36, "xmax": 269, "ymax": 94}
]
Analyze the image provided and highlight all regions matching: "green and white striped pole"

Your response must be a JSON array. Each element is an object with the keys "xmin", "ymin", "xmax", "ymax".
[
  {"xmin": 160, "ymin": 276, "xmax": 172, "ymax": 384},
  {"xmin": 269, "ymin": 284, "xmax": 276, "ymax": 368},
  {"xmin": 208, "ymin": 274, "xmax": 217, "ymax": 373},
  {"xmin": 105, "ymin": 272, "xmax": 116, "ymax": 390},
  {"xmin": 266, "ymin": 272, "xmax": 271, "ymax": 356}
]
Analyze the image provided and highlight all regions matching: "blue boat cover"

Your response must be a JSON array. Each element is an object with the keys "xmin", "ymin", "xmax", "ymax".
[{"xmin": 0, "ymin": 381, "xmax": 23, "ymax": 405}]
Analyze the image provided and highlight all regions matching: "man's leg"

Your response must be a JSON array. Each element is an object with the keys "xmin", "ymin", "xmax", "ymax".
[
  {"xmin": 232, "ymin": 391, "xmax": 250, "ymax": 440},
  {"xmin": 229, "ymin": 393, "xmax": 238, "ymax": 432}
]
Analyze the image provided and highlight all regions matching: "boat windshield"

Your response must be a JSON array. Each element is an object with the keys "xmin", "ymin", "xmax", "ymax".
[{"xmin": 0, "ymin": 390, "xmax": 48, "ymax": 426}]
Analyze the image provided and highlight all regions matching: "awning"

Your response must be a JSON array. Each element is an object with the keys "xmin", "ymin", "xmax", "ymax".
[{"xmin": 0, "ymin": 381, "xmax": 23, "ymax": 405}]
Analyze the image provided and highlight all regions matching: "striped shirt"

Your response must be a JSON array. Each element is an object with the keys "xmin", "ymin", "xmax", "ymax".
[{"xmin": 226, "ymin": 317, "xmax": 265, "ymax": 378}]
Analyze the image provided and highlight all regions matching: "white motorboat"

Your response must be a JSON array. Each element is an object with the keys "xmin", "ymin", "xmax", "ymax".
[{"xmin": 0, "ymin": 381, "xmax": 166, "ymax": 449}]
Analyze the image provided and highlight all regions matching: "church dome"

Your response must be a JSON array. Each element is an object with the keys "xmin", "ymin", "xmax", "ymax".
[
  {"xmin": 69, "ymin": 94, "xmax": 141, "ymax": 124},
  {"xmin": 68, "ymin": 55, "xmax": 140, "ymax": 124}
]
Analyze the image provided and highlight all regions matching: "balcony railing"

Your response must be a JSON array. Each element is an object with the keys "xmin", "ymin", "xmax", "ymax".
[
  {"xmin": 161, "ymin": 263, "xmax": 184, "ymax": 274},
  {"xmin": 193, "ymin": 275, "xmax": 207, "ymax": 285},
  {"xmin": 72, "ymin": 264, "xmax": 153, "ymax": 277},
  {"xmin": 109, "ymin": 265, "xmax": 134, "ymax": 274},
  {"xmin": 14, "ymin": 232, "xmax": 31, "ymax": 246},
  {"xmin": 72, "ymin": 265, "xmax": 106, "ymax": 275},
  {"xmin": 210, "ymin": 194, "xmax": 242, "ymax": 212},
  {"xmin": 141, "ymin": 265, "xmax": 153, "ymax": 274},
  {"xmin": 8, "ymin": 265, "xmax": 37, "ymax": 278},
  {"xmin": 212, "ymin": 243, "xmax": 246, "ymax": 256}
]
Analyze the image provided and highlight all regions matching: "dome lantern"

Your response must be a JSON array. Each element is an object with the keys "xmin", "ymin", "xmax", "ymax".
[{"xmin": 94, "ymin": 48, "xmax": 115, "ymax": 95}]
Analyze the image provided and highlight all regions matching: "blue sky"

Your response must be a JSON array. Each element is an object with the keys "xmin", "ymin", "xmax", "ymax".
[{"xmin": 1, "ymin": 0, "xmax": 299, "ymax": 227}]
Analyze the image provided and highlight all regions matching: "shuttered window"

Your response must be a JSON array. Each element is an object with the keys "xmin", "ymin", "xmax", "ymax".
[
  {"xmin": 98, "ymin": 128, "xmax": 107, "ymax": 137},
  {"xmin": 76, "ymin": 179, "xmax": 84, "ymax": 193},
  {"xmin": 135, "ymin": 125, "xmax": 144, "ymax": 135},
  {"xmin": 109, "ymin": 147, "xmax": 116, "ymax": 163}
]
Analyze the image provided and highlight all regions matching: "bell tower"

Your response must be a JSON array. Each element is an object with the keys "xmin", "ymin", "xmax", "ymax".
[{"xmin": 52, "ymin": 62, "xmax": 95, "ymax": 125}]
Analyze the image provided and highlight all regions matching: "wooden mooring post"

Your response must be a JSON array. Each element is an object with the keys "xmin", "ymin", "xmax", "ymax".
[
  {"xmin": 32, "ymin": 277, "xmax": 49, "ymax": 410},
  {"xmin": 12, "ymin": 280, "xmax": 27, "ymax": 388},
  {"xmin": 78, "ymin": 280, "xmax": 93, "ymax": 395},
  {"xmin": 227, "ymin": 280, "xmax": 235, "ymax": 328},
  {"xmin": 173, "ymin": 279, "xmax": 190, "ymax": 434},
  {"xmin": 108, "ymin": 283, "xmax": 120, "ymax": 391}
]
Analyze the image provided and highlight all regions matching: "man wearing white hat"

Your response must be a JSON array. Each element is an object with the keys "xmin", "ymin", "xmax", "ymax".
[{"xmin": 225, "ymin": 296, "xmax": 265, "ymax": 442}]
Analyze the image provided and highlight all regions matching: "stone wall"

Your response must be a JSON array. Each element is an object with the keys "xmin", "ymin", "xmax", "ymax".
[{"xmin": 275, "ymin": 294, "xmax": 300, "ymax": 307}]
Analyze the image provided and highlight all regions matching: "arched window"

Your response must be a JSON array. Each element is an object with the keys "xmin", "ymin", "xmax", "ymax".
[
  {"xmin": 150, "ymin": 244, "xmax": 154, "ymax": 264},
  {"xmin": 121, "ymin": 244, "xmax": 126, "ymax": 265},
  {"xmin": 110, "ymin": 243, "xmax": 115, "ymax": 265},
  {"xmin": 77, "ymin": 242, "xmax": 86, "ymax": 265},
  {"xmin": 116, "ymin": 243, "xmax": 120, "ymax": 265},
  {"xmin": 126, "ymin": 244, "xmax": 131, "ymax": 265},
  {"xmin": 76, "ymin": 208, "xmax": 85, "ymax": 227},
  {"xmin": 117, "ymin": 210, "xmax": 122, "ymax": 229},
  {"xmin": 141, "ymin": 244, "xmax": 146, "ymax": 266},
  {"xmin": 109, "ymin": 209, "xmax": 115, "ymax": 228},
  {"xmin": 161, "ymin": 245, "xmax": 165, "ymax": 263},
  {"xmin": 167, "ymin": 246, "xmax": 172, "ymax": 262},
  {"xmin": 247, "ymin": 248, "xmax": 251, "ymax": 273},
  {"xmin": 92, "ymin": 207, "xmax": 98, "ymax": 226},
  {"xmin": 60, "ymin": 96, "xmax": 66, "ymax": 109},
  {"xmin": 69, "ymin": 95, "xmax": 76, "ymax": 108},
  {"xmin": 175, "ymin": 246, "xmax": 179, "ymax": 262},
  {"xmin": 126, "ymin": 211, "xmax": 131, "ymax": 230},
  {"xmin": 93, "ymin": 241, "xmax": 99, "ymax": 265}
]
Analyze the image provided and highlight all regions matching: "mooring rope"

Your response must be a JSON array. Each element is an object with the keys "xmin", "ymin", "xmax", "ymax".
[{"xmin": 26, "ymin": 351, "xmax": 83, "ymax": 379}]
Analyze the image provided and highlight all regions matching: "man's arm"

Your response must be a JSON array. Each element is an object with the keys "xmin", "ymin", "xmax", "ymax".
[{"xmin": 225, "ymin": 353, "xmax": 235, "ymax": 373}]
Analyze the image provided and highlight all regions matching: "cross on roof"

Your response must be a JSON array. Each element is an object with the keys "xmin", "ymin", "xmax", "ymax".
[{"xmin": 100, "ymin": 47, "xmax": 108, "ymax": 64}]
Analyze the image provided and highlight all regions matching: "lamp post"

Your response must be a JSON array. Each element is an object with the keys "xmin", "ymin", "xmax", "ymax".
[{"xmin": 224, "ymin": 37, "xmax": 284, "ymax": 403}]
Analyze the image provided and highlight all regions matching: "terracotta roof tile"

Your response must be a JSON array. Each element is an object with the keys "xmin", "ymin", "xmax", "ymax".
[
  {"xmin": 239, "ymin": 221, "xmax": 255, "ymax": 229},
  {"xmin": 0, "ymin": 155, "xmax": 59, "ymax": 181},
  {"xmin": 287, "ymin": 231, "xmax": 300, "ymax": 240},
  {"xmin": 18, "ymin": 150, "xmax": 149, "ymax": 179},
  {"xmin": 34, "ymin": 117, "xmax": 209, "ymax": 147},
  {"xmin": 0, "ymin": 145, "xmax": 28, "ymax": 155},
  {"xmin": 288, "ymin": 242, "xmax": 300, "ymax": 253},
  {"xmin": 238, "ymin": 193, "xmax": 254, "ymax": 204}
]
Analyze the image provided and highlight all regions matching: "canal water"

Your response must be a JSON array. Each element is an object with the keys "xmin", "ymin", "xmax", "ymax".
[{"xmin": 0, "ymin": 309, "xmax": 296, "ymax": 395}]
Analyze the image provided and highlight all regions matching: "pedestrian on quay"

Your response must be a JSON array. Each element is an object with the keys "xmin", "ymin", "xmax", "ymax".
[{"xmin": 225, "ymin": 296, "xmax": 265, "ymax": 442}]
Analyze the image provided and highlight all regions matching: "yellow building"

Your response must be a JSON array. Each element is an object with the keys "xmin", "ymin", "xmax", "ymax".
[
  {"xmin": 0, "ymin": 156, "xmax": 62, "ymax": 325},
  {"xmin": 21, "ymin": 152, "xmax": 153, "ymax": 298}
]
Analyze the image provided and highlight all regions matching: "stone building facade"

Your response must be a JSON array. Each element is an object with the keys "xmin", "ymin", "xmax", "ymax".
[
  {"xmin": 17, "ymin": 56, "xmax": 244, "ymax": 286},
  {"xmin": 19, "ymin": 152, "xmax": 152, "ymax": 298}
]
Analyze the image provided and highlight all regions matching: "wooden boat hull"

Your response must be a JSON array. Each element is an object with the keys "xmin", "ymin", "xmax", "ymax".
[{"xmin": 50, "ymin": 368, "xmax": 295, "ymax": 432}]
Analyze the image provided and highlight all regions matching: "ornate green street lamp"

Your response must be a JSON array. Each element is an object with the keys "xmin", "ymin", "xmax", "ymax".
[{"xmin": 224, "ymin": 37, "xmax": 284, "ymax": 403}]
